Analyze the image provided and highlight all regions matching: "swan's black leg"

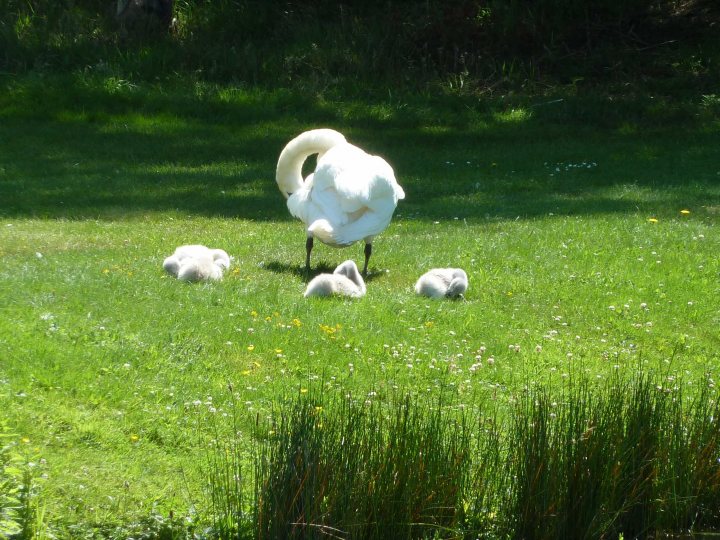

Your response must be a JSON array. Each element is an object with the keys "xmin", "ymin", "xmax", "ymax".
[
  {"xmin": 363, "ymin": 242, "xmax": 372, "ymax": 276},
  {"xmin": 305, "ymin": 237, "xmax": 314, "ymax": 273}
]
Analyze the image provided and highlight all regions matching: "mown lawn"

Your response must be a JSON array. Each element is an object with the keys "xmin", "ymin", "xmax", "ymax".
[{"xmin": 0, "ymin": 73, "xmax": 719, "ymax": 537}]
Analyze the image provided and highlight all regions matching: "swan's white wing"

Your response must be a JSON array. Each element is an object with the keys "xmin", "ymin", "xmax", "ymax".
[{"xmin": 306, "ymin": 146, "xmax": 402, "ymax": 245}]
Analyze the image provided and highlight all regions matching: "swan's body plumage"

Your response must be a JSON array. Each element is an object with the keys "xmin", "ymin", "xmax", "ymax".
[
  {"xmin": 304, "ymin": 259, "xmax": 367, "ymax": 298},
  {"xmin": 276, "ymin": 129, "xmax": 404, "ymax": 273},
  {"xmin": 163, "ymin": 245, "xmax": 230, "ymax": 282},
  {"xmin": 415, "ymin": 268, "xmax": 468, "ymax": 299}
]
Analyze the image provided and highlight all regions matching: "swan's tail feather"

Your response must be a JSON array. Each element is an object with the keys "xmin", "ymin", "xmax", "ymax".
[{"xmin": 308, "ymin": 219, "xmax": 342, "ymax": 245}]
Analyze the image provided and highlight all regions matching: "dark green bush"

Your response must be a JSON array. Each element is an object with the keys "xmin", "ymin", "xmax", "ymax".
[{"xmin": 1, "ymin": 0, "xmax": 717, "ymax": 88}]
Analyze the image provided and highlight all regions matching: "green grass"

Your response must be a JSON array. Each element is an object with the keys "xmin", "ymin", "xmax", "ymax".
[{"xmin": 0, "ymin": 72, "xmax": 719, "ymax": 537}]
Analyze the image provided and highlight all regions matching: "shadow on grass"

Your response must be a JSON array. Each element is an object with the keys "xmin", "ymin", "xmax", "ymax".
[
  {"xmin": 1, "ymin": 74, "xmax": 719, "ymax": 222},
  {"xmin": 263, "ymin": 260, "xmax": 386, "ymax": 283}
]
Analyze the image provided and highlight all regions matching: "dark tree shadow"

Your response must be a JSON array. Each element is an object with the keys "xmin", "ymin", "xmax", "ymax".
[{"xmin": 1, "ymin": 75, "xmax": 718, "ymax": 222}]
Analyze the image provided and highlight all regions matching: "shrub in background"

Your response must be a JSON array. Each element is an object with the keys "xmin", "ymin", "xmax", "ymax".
[{"xmin": 1, "ymin": 0, "xmax": 718, "ymax": 88}]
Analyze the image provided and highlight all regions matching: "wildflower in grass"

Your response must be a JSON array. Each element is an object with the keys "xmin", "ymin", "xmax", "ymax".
[
  {"xmin": 21, "ymin": 437, "xmax": 30, "ymax": 444},
  {"xmin": 680, "ymin": 209, "xmax": 690, "ymax": 215},
  {"xmin": 241, "ymin": 370, "xmax": 251, "ymax": 376},
  {"xmin": 291, "ymin": 318, "xmax": 302, "ymax": 327},
  {"xmin": 129, "ymin": 434, "xmax": 139, "ymax": 443},
  {"xmin": 300, "ymin": 388, "xmax": 308, "ymax": 394},
  {"xmin": 250, "ymin": 310, "xmax": 257, "ymax": 317},
  {"xmin": 648, "ymin": 217, "xmax": 658, "ymax": 223},
  {"xmin": 247, "ymin": 344, "xmax": 255, "ymax": 351}
]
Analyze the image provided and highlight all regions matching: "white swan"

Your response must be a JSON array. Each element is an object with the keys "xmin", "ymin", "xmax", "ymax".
[
  {"xmin": 276, "ymin": 128, "xmax": 405, "ymax": 274},
  {"xmin": 163, "ymin": 245, "xmax": 231, "ymax": 282},
  {"xmin": 415, "ymin": 268, "xmax": 468, "ymax": 299},
  {"xmin": 304, "ymin": 259, "xmax": 367, "ymax": 298}
]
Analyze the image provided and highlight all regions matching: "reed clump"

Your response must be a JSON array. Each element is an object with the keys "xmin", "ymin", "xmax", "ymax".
[{"xmin": 207, "ymin": 374, "xmax": 720, "ymax": 539}]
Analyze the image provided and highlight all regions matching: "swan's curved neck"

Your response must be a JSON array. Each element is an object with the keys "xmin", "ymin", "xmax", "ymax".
[{"xmin": 275, "ymin": 129, "xmax": 346, "ymax": 198}]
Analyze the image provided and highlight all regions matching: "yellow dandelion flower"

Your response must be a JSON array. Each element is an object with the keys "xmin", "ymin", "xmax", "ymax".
[
  {"xmin": 648, "ymin": 218, "xmax": 658, "ymax": 223},
  {"xmin": 247, "ymin": 344, "xmax": 255, "ymax": 352},
  {"xmin": 424, "ymin": 321, "xmax": 434, "ymax": 328},
  {"xmin": 102, "ymin": 268, "xmax": 110, "ymax": 274},
  {"xmin": 232, "ymin": 268, "xmax": 240, "ymax": 275},
  {"xmin": 300, "ymin": 388, "xmax": 308, "ymax": 394},
  {"xmin": 129, "ymin": 434, "xmax": 139, "ymax": 443},
  {"xmin": 274, "ymin": 348, "xmax": 283, "ymax": 354},
  {"xmin": 21, "ymin": 437, "xmax": 30, "ymax": 444},
  {"xmin": 315, "ymin": 406, "xmax": 323, "ymax": 412},
  {"xmin": 292, "ymin": 318, "xmax": 302, "ymax": 327},
  {"xmin": 680, "ymin": 209, "xmax": 690, "ymax": 215},
  {"xmin": 265, "ymin": 316, "xmax": 272, "ymax": 322},
  {"xmin": 241, "ymin": 370, "xmax": 251, "ymax": 376},
  {"xmin": 250, "ymin": 310, "xmax": 258, "ymax": 317}
]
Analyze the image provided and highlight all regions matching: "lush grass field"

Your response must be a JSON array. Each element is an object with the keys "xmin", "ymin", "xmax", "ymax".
[{"xmin": 0, "ymin": 73, "xmax": 719, "ymax": 537}]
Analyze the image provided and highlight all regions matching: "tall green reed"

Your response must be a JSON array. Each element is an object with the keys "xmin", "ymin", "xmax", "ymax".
[
  {"xmin": 254, "ymin": 392, "xmax": 472, "ymax": 539},
  {"xmin": 206, "ymin": 374, "xmax": 720, "ymax": 539}
]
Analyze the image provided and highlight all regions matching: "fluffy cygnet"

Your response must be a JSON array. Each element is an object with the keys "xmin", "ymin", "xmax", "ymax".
[
  {"xmin": 304, "ymin": 259, "xmax": 366, "ymax": 298},
  {"xmin": 163, "ymin": 245, "xmax": 231, "ymax": 282},
  {"xmin": 414, "ymin": 268, "xmax": 468, "ymax": 299}
]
